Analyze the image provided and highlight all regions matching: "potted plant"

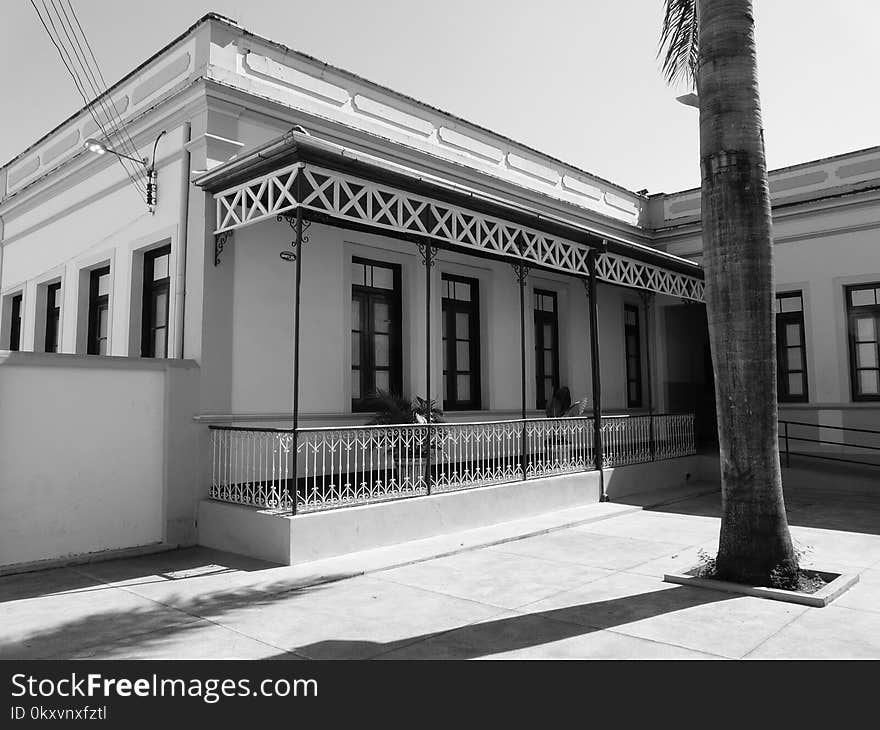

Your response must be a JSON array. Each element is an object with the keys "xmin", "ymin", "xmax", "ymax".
[{"xmin": 367, "ymin": 390, "xmax": 443, "ymax": 486}]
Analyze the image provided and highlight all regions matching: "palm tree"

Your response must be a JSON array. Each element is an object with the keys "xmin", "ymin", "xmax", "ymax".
[{"xmin": 659, "ymin": 0, "xmax": 798, "ymax": 585}]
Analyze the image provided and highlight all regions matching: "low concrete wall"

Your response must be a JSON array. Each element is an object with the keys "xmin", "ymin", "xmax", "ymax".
[
  {"xmin": 0, "ymin": 352, "xmax": 201, "ymax": 571},
  {"xmin": 198, "ymin": 454, "xmax": 715, "ymax": 565}
]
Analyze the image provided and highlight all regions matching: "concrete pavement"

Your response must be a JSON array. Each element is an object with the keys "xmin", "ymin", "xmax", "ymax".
[{"xmin": 2, "ymin": 484, "xmax": 879, "ymax": 660}]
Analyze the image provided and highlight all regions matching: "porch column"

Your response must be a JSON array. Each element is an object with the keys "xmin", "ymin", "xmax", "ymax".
[
  {"xmin": 513, "ymin": 264, "xmax": 530, "ymax": 478},
  {"xmin": 586, "ymin": 252, "xmax": 606, "ymax": 501},
  {"xmin": 278, "ymin": 201, "xmax": 309, "ymax": 514},
  {"xmin": 640, "ymin": 291, "xmax": 656, "ymax": 461},
  {"xmin": 420, "ymin": 240, "xmax": 435, "ymax": 495}
]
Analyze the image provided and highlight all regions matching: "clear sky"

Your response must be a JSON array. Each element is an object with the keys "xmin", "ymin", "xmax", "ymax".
[{"xmin": 2, "ymin": 0, "xmax": 878, "ymax": 193}]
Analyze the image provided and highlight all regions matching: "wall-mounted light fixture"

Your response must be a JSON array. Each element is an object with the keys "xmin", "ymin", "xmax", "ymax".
[
  {"xmin": 84, "ymin": 130, "xmax": 167, "ymax": 213},
  {"xmin": 675, "ymin": 92, "xmax": 700, "ymax": 109}
]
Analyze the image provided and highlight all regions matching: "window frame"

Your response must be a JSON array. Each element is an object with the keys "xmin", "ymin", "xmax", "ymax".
[
  {"xmin": 533, "ymin": 288, "xmax": 560, "ymax": 410},
  {"xmin": 624, "ymin": 303, "xmax": 642, "ymax": 408},
  {"xmin": 87, "ymin": 265, "xmax": 111, "ymax": 356},
  {"xmin": 141, "ymin": 245, "xmax": 171, "ymax": 358},
  {"xmin": 44, "ymin": 282, "xmax": 62, "ymax": 353},
  {"xmin": 776, "ymin": 291, "xmax": 809, "ymax": 403},
  {"xmin": 350, "ymin": 256, "xmax": 403, "ymax": 412},
  {"xmin": 8, "ymin": 293, "xmax": 23, "ymax": 351},
  {"xmin": 845, "ymin": 283, "xmax": 880, "ymax": 402},
  {"xmin": 441, "ymin": 273, "xmax": 481, "ymax": 411}
]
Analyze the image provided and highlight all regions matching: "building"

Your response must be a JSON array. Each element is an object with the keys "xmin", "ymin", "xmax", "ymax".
[{"xmin": 1, "ymin": 13, "xmax": 877, "ymax": 572}]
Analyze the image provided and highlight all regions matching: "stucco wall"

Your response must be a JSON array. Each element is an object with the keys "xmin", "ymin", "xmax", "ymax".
[
  {"xmin": 223, "ymin": 221, "xmax": 657, "ymax": 421},
  {"xmin": 0, "ymin": 353, "xmax": 201, "ymax": 569}
]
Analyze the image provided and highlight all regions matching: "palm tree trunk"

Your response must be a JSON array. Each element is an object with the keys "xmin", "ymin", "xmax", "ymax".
[{"xmin": 697, "ymin": 0, "xmax": 797, "ymax": 585}]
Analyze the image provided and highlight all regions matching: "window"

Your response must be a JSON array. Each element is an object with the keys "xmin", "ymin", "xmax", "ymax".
[
  {"xmin": 44, "ymin": 282, "xmax": 61, "ymax": 353},
  {"xmin": 846, "ymin": 283, "xmax": 880, "ymax": 401},
  {"xmin": 87, "ymin": 266, "xmax": 111, "ymax": 355},
  {"xmin": 534, "ymin": 289, "xmax": 560, "ymax": 409},
  {"xmin": 776, "ymin": 292, "xmax": 808, "ymax": 402},
  {"xmin": 624, "ymin": 304, "xmax": 642, "ymax": 407},
  {"xmin": 8, "ymin": 294, "xmax": 23, "ymax": 351},
  {"xmin": 141, "ymin": 245, "xmax": 171, "ymax": 358},
  {"xmin": 351, "ymin": 258, "xmax": 402, "ymax": 411},
  {"xmin": 442, "ymin": 274, "xmax": 481, "ymax": 410}
]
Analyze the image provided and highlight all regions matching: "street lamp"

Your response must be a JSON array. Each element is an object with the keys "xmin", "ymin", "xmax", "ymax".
[{"xmin": 83, "ymin": 130, "xmax": 166, "ymax": 213}]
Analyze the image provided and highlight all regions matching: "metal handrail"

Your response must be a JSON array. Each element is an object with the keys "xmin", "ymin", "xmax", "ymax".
[
  {"xmin": 779, "ymin": 419, "xmax": 880, "ymax": 470},
  {"xmin": 208, "ymin": 411, "xmax": 697, "ymax": 434}
]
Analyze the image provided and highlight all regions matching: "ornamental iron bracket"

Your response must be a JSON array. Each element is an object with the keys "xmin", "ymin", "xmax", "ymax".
[
  {"xmin": 277, "ymin": 212, "xmax": 312, "ymax": 262},
  {"xmin": 416, "ymin": 240, "xmax": 436, "ymax": 267},
  {"xmin": 214, "ymin": 231, "xmax": 232, "ymax": 266},
  {"xmin": 511, "ymin": 263, "xmax": 530, "ymax": 285}
]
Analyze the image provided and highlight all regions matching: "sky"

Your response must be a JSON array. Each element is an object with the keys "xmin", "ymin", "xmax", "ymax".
[{"xmin": 2, "ymin": 0, "xmax": 878, "ymax": 194}]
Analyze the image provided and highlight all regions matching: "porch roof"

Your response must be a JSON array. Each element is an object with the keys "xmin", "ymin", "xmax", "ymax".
[{"xmin": 194, "ymin": 129, "xmax": 705, "ymax": 301}]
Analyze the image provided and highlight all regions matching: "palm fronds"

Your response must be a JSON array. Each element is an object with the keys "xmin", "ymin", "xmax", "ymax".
[{"xmin": 658, "ymin": 0, "xmax": 699, "ymax": 88}]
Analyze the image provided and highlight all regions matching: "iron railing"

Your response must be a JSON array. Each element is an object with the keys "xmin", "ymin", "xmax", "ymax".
[
  {"xmin": 209, "ymin": 412, "xmax": 697, "ymax": 513},
  {"xmin": 779, "ymin": 419, "xmax": 880, "ymax": 469}
]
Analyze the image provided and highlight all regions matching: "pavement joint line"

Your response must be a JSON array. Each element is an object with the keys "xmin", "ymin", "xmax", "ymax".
[
  {"xmin": 739, "ymin": 603, "xmax": 814, "ymax": 659},
  {"xmin": 67, "ymin": 564, "xmax": 299, "ymax": 659},
  {"xmin": 597, "ymin": 625, "xmax": 730, "ymax": 659}
]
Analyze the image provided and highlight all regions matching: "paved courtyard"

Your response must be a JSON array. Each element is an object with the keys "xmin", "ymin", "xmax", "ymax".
[{"xmin": 2, "ymin": 485, "xmax": 879, "ymax": 660}]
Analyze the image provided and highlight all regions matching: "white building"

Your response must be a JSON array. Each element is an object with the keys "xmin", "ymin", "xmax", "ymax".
[{"xmin": 1, "ymin": 13, "xmax": 877, "ymax": 572}]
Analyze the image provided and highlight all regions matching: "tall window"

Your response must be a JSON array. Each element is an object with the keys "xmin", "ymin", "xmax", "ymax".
[
  {"xmin": 776, "ymin": 292, "xmax": 808, "ymax": 402},
  {"xmin": 624, "ymin": 304, "xmax": 642, "ymax": 407},
  {"xmin": 442, "ymin": 274, "xmax": 480, "ymax": 410},
  {"xmin": 534, "ymin": 289, "xmax": 559, "ymax": 409},
  {"xmin": 846, "ymin": 283, "xmax": 880, "ymax": 401},
  {"xmin": 351, "ymin": 258, "xmax": 402, "ymax": 411},
  {"xmin": 44, "ymin": 282, "xmax": 61, "ymax": 353},
  {"xmin": 8, "ymin": 294, "xmax": 23, "ymax": 351},
  {"xmin": 87, "ymin": 266, "xmax": 111, "ymax": 355},
  {"xmin": 142, "ymin": 245, "xmax": 171, "ymax": 358}
]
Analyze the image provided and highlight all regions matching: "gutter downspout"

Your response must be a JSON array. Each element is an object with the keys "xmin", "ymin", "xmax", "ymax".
[{"xmin": 175, "ymin": 122, "xmax": 192, "ymax": 359}]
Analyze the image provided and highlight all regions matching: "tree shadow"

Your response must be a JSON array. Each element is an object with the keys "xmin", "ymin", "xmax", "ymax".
[
  {"xmin": 273, "ymin": 584, "xmax": 734, "ymax": 660},
  {"xmin": 2, "ymin": 562, "xmax": 734, "ymax": 660}
]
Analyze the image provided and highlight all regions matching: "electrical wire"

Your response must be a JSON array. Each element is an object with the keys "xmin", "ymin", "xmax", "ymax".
[
  {"xmin": 46, "ymin": 0, "xmax": 147, "ymax": 195},
  {"xmin": 29, "ymin": 0, "xmax": 146, "ymax": 199},
  {"xmin": 59, "ymin": 0, "xmax": 146, "ymax": 183}
]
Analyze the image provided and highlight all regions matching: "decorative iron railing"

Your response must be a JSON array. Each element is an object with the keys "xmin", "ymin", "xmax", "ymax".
[{"xmin": 209, "ymin": 413, "xmax": 696, "ymax": 513}]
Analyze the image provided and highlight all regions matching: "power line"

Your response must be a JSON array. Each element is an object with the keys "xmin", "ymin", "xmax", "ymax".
[
  {"xmin": 29, "ymin": 0, "xmax": 146, "ymax": 198},
  {"xmin": 59, "ymin": 0, "xmax": 146, "ymax": 180},
  {"xmin": 46, "ymin": 0, "xmax": 147, "ymax": 195}
]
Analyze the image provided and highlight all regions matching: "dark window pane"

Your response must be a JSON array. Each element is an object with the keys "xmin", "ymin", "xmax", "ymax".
[
  {"xmin": 372, "ymin": 266, "xmax": 393, "ymax": 290},
  {"xmin": 99, "ymin": 308, "xmax": 108, "ymax": 338},
  {"xmin": 855, "ymin": 317, "xmax": 875, "ymax": 342},
  {"xmin": 788, "ymin": 373, "xmax": 804, "ymax": 396},
  {"xmin": 351, "ymin": 299, "xmax": 360, "ymax": 330},
  {"xmin": 152, "ymin": 253, "xmax": 170, "ymax": 281},
  {"xmin": 97, "ymin": 272, "xmax": 110, "ymax": 297},
  {"xmin": 455, "ymin": 282, "xmax": 471, "ymax": 301},
  {"xmin": 544, "ymin": 349, "xmax": 554, "ymax": 374},
  {"xmin": 858, "ymin": 370, "xmax": 879, "ymax": 395},
  {"xmin": 375, "ymin": 370, "xmax": 390, "ymax": 393},
  {"xmin": 851, "ymin": 288, "xmax": 876, "ymax": 307},
  {"xmin": 455, "ymin": 312, "xmax": 469, "ymax": 339},
  {"xmin": 351, "ymin": 332, "xmax": 360, "ymax": 366},
  {"xmin": 785, "ymin": 323, "xmax": 801, "ymax": 345},
  {"xmin": 456, "ymin": 375, "xmax": 471, "ymax": 402},
  {"xmin": 456, "ymin": 341, "xmax": 469, "ymax": 371},
  {"xmin": 351, "ymin": 370, "xmax": 361, "ymax": 399},
  {"xmin": 374, "ymin": 333, "xmax": 390, "ymax": 367},
  {"xmin": 778, "ymin": 293, "xmax": 803, "ymax": 312},
  {"xmin": 352, "ymin": 263, "xmax": 365, "ymax": 286},
  {"xmin": 154, "ymin": 328, "xmax": 167, "ymax": 358},
  {"xmin": 786, "ymin": 347, "xmax": 803, "ymax": 371},
  {"xmin": 373, "ymin": 301, "xmax": 390, "ymax": 333},
  {"xmin": 154, "ymin": 291, "xmax": 168, "ymax": 327},
  {"xmin": 857, "ymin": 343, "xmax": 878, "ymax": 368}
]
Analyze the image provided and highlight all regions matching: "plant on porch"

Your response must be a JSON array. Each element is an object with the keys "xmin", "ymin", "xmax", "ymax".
[
  {"xmin": 659, "ymin": 0, "xmax": 799, "ymax": 586},
  {"xmin": 367, "ymin": 390, "xmax": 443, "ymax": 484}
]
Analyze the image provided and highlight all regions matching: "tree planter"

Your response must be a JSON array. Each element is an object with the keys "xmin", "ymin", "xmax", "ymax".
[{"xmin": 663, "ymin": 570, "xmax": 859, "ymax": 608}]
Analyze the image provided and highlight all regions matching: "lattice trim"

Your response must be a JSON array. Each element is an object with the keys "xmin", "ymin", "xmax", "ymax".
[{"xmin": 212, "ymin": 163, "xmax": 704, "ymax": 301}]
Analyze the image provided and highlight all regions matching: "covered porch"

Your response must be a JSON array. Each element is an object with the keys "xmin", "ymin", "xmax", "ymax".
[{"xmin": 193, "ymin": 129, "xmax": 708, "ymax": 535}]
